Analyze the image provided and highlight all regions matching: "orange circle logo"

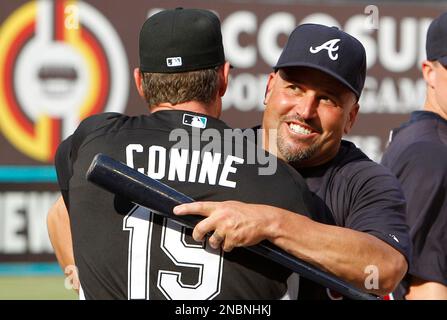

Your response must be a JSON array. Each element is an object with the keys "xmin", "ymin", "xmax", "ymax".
[{"xmin": 0, "ymin": 1, "xmax": 129, "ymax": 163}]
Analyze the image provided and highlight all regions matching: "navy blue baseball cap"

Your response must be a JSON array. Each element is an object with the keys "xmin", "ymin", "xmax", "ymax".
[
  {"xmin": 274, "ymin": 24, "xmax": 367, "ymax": 99},
  {"xmin": 426, "ymin": 12, "xmax": 447, "ymax": 66}
]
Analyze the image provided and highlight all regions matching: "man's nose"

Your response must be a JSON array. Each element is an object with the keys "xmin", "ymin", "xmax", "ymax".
[{"xmin": 292, "ymin": 93, "xmax": 318, "ymax": 119}]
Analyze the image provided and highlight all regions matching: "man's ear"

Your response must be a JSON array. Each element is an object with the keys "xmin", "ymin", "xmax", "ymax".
[
  {"xmin": 344, "ymin": 103, "xmax": 360, "ymax": 134},
  {"xmin": 133, "ymin": 68, "xmax": 145, "ymax": 99},
  {"xmin": 263, "ymin": 72, "xmax": 277, "ymax": 106},
  {"xmin": 218, "ymin": 62, "xmax": 231, "ymax": 97},
  {"xmin": 422, "ymin": 60, "xmax": 436, "ymax": 88}
]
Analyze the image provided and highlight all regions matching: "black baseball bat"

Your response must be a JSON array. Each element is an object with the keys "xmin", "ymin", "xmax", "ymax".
[{"xmin": 86, "ymin": 153, "xmax": 378, "ymax": 300}]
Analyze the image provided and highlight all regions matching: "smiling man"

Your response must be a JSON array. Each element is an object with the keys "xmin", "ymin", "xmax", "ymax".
[
  {"xmin": 175, "ymin": 24, "xmax": 411, "ymax": 299},
  {"xmin": 262, "ymin": 67, "xmax": 358, "ymax": 167}
]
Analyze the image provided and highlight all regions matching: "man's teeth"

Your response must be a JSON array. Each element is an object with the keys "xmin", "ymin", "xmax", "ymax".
[{"xmin": 289, "ymin": 123, "xmax": 312, "ymax": 135}]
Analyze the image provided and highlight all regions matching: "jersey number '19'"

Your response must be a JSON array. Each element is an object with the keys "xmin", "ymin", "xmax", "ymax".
[{"xmin": 123, "ymin": 206, "xmax": 224, "ymax": 299}]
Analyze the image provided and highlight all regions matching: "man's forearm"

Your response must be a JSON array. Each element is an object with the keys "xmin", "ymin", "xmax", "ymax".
[
  {"xmin": 174, "ymin": 201, "xmax": 408, "ymax": 295},
  {"xmin": 269, "ymin": 209, "xmax": 408, "ymax": 295},
  {"xmin": 47, "ymin": 196, "xmax": 79, "ymax": 293}
]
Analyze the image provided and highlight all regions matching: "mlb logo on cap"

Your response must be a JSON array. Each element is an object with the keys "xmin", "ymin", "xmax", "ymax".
[
  {"xmin": 182, "ymin": 114, "xmax": 207, "ymax": 129},
  {"xmin": 167, "ymin": 57, "xmax": 182, "ymax": 67}
]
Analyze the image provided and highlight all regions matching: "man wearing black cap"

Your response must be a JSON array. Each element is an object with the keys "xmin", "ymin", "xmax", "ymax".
[
  {"xmin": 382, "ymin": 12, "xmax": 447, "ymax": 299},
  {"xmin": 47, "ymin": 8, "xmax": 316, "ymax": 299},
  {"xmin": 175, "ymin": 24, "xmax": 410, "ymax": 299}
]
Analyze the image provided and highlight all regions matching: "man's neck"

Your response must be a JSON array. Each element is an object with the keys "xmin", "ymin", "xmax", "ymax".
[
  {"xmin": 151, "ymin": 101, "xmax": 219, "ymax": 118},
  {"xmin": 424, "ymin": 91, "xmax": 447, "ymax": 120}
]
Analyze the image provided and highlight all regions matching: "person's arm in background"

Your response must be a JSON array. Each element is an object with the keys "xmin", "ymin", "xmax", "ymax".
[
  {"xmin": 406, "ymin": 277, "xmax": 447, "ymax": 299},
  {"xmin": 47, "ymin": 195, "xmax": 79, "ymax": 293},
  {"xmin": 174, "ymin": 201, "xmax": 407, "ymax": 296}
]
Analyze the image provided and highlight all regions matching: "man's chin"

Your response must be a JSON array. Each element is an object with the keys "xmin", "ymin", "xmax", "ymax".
[
  {"xmin": 278, "ymin": 147, "xmax": 311, "ymax": 163},
  {"xmin": 280, "ymin": 140, "xmax": 322, "ymax": 163}
]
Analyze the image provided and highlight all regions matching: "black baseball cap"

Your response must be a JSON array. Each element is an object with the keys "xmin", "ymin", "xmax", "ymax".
[
  {"xmin": 426, "ymin": 12, "xmax": 447, "ymax": 66},
  {"xmin": 274, "ymin": 24, "xmax": 367, "ymax": 99},
  {"xmin": 139, "ymin": 8, "xmax": 225, "ymax": 73}
]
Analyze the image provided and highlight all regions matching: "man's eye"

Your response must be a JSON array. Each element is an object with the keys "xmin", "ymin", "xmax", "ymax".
[
  {"xmin": 320, "ymin": 96, "xmax": 336, "ymax": 106},
  {"xmin": 288, "ymin": 85, "xmax": 302, "ymax": 92}
]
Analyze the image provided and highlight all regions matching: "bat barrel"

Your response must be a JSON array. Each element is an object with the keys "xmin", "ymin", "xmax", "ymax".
[{"xmin": 86, "ymin": 153, "xmax": 201, "ymax": 226}]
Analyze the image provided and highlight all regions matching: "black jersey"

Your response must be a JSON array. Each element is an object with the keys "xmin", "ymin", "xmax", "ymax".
[
  {"xmin": 55, "ymin": 110, "xmax": 315, "ymax": 300},
  {"xmin": 296, "ymin": 140, "xmax": 411, "ymax": 300},
  {"xmin": 382, "ymin": 111, "xmax": 447, "ymax": 299}
]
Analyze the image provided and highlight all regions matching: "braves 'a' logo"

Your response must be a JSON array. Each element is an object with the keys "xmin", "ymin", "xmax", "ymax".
[{"xmin": 309, "ymin": 39, "xmax": 341, "ymax": 61}]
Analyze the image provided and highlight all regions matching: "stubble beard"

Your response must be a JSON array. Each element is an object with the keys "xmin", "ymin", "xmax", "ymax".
[{"xmin": 277, "ymin": 129, "xmax": 321, "ymax": 164}]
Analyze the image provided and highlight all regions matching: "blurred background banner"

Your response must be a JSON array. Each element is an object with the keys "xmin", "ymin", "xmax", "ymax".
[{"xmin": 0, "ymin": 0, "xmax": 445, "ymax": 262}]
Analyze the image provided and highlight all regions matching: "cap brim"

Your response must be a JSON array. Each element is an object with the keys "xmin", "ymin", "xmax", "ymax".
[{"xmin": 274, "ymin": 62, "xmax": 360, "ymax": 99}]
